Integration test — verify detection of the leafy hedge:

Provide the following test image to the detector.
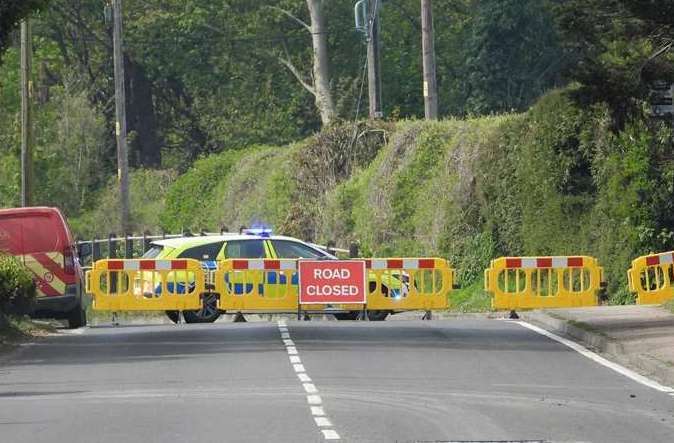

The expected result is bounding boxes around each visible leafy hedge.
[0,255,35,318]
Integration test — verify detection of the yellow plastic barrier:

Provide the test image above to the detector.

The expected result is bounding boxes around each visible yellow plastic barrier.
[363,258,453,311]
[87,259,205,311]
[484,256,603,310]
[627,251,674,304]
[215,259,299,311]
[214,258,454,313]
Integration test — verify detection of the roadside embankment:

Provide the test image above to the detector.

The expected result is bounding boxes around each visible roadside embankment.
[0,314,55,354]
[521,305,674,387]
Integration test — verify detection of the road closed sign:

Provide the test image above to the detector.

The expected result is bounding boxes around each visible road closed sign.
[299,260,366,304]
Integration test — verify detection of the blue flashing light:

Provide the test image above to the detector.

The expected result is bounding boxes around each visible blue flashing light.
[243,227,273,238]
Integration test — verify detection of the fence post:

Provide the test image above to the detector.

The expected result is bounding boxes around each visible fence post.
[108,233,116,259]
[90,237,96,264]
[142,231,150,254]
[349,242,359,258]
[326,240,336,256]
[125,234,133,259]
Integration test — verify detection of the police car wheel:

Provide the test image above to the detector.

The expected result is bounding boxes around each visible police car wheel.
[183,294,220,323]
[165,311,180,324]
[366,310,389,321]
[334,310,389,321]
[334,312,360,321]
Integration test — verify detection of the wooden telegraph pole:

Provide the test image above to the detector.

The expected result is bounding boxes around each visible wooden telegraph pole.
[367,0,383,119]
[112,0,129,232]
[421,0,438,119]
[20,20,33,207]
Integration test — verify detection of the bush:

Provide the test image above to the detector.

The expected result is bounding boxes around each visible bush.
[0,255,36,318]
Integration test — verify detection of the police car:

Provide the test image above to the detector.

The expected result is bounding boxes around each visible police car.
[142,229,392,323]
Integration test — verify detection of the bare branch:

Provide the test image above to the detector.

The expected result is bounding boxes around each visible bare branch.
[267,6,311,33]
[278,56,315,96]
[276,39,315,95]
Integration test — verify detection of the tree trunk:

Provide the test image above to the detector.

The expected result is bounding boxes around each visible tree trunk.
[126,57,162,168]
[306,0,335,125]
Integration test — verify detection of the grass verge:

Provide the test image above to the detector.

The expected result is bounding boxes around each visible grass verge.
[0,314,56,351]
[448,280,493,312]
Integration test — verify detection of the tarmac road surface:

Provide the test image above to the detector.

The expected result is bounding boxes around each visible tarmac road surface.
[1,318,673,442]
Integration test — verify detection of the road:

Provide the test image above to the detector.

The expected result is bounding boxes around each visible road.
[1,318,673,442]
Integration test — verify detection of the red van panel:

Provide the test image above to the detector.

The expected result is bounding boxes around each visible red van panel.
[0,207,78,297]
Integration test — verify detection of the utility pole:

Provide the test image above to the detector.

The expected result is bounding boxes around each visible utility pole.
[421,0,438,119]
[20,20,32,207]
[367,0,383,119]
[112,0,129,232]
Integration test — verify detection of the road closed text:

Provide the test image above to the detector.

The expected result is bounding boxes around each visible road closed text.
[299,260,366,304]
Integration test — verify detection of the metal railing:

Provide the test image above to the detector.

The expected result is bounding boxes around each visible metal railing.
[77,232,355,268]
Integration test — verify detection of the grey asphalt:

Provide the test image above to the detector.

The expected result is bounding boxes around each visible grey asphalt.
[1,319,673,443]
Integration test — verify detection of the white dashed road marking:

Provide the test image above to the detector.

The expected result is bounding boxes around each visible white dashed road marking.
[278,320,341,440]
[322,429,341,440]
[298,373,312,382]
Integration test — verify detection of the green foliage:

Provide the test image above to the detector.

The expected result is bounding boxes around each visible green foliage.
[160,150,243,233]
[0,255,36,315]
[555,0,674,127]
[449,280,492,312]
[71,169,177,238]
[0,0,49,62]
[462,0,563,114]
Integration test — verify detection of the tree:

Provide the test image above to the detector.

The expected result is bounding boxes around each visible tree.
[0,0,49,62]
[555,0,674,128]
[275,1,336,126]
[461,0,563,114]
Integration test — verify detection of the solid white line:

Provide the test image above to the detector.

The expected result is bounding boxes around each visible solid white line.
[516,321,674,394]
[303,383,318,394]
[314,417,332,427]
[298,373,312,382]
[287,346,298,355]
[311,406,325,416]
[283,339,295,346]
[307,395,322,405]
[293,364,306,372]
[321,430,340,440]
[289,355,301,364]
[59,327,88,335]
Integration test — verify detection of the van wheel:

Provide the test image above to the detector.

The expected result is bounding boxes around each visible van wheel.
[183,294,220,323]
[67,306,86,329]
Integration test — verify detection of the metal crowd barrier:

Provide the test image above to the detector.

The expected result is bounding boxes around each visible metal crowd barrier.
[86,259,205,311]
[628,251,674,304]
[484,256,604,310]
